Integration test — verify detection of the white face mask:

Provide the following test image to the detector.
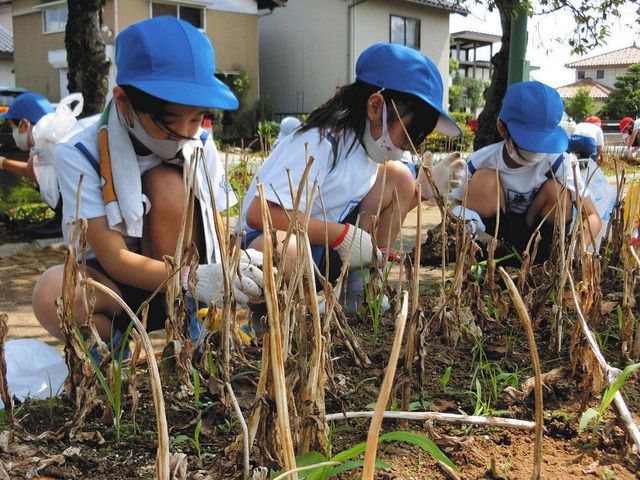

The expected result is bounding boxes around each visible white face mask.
[506,140,556,167]
[12,126,29,151]
[362,101,404,164]
[121,109,189,160]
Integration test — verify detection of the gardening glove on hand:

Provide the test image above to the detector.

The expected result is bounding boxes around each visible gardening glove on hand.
[450,204,487,241]
[331,223,383,269]
[183,262,265,306]
[417,152,466,202]
[240,248,264,268]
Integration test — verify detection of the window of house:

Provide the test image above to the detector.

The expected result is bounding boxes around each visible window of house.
[390,15,420,49]
[596,69,604,79]
[43,6,68,34]
[152,3,177,17]
[577,70,585,80]
[152,3,203,30]
[180,6,203,29]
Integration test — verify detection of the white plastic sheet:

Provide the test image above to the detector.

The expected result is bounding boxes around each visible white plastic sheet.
[0,339,67,408]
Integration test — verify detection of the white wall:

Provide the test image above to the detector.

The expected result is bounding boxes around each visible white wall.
[0,57,14,87]
[352,0,451,107]
[576,66,629,89]
[259,0,348,114]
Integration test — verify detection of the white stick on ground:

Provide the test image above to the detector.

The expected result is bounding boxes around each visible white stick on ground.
[325,411,535,430]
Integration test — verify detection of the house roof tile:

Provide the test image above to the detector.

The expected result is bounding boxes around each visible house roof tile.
[401,0,467,15]
[556,78,613,100]
[0,25,13,56]
[565,45,640,68]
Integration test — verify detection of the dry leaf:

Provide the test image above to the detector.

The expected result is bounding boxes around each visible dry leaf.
[169,452,187,480]
[430,400,458,413]
[600,301,618,315]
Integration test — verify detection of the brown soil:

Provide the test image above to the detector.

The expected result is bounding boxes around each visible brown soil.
[0,207,639,479]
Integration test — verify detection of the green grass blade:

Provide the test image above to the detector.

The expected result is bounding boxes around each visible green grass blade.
[378,431,456,470]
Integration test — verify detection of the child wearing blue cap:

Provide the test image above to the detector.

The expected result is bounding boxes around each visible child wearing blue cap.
[33,16,265,343]
[0,92,55,184]
[240,43,463,305]
[450,81,602,259]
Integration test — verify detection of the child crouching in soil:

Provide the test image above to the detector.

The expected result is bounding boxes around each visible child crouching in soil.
[450,81,602,262]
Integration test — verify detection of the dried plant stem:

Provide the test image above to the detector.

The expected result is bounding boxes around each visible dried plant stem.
[0,314,12,423]
[226,382,250,479]
[402,186,422,417]
[498,268,543,480]
[567,273,640,452]
[257,183,297,479]
[362,291,409,480]
[81,279,170,480]
[325,411,535,430]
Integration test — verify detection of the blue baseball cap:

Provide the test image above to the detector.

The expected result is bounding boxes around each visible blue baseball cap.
[355,43,460,137]
[115,16,238,110]
[0,92,54,124]
[499,81,568,153]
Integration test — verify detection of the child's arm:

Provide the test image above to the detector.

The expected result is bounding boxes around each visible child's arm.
[0,156,37,183]
[86,216,173,291]
[246,198,345,246]
[581,196,602,245]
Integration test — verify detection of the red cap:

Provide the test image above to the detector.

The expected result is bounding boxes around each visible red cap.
[585,116,601,127]
[202,118,212,129]
[620,117,634,132]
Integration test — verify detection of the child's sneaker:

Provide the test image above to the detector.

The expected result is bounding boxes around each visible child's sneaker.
[342,269,390,316]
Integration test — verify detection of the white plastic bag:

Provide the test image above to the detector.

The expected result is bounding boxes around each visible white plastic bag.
[31,93,84,208]
[580,158,616,250]
[0,339,68,408]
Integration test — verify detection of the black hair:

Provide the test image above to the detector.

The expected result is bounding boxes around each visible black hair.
[120,84,203,140]
[299,80,440,165]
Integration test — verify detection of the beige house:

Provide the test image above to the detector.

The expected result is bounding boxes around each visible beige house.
[259,0,464,117]
[557,44,640,103]
[12,0,283,103]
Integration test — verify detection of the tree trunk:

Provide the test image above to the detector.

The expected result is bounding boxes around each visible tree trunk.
[473,0,519,151]
[65,0,110,116]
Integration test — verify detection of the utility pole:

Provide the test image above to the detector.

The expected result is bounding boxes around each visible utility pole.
[507,8,529,85]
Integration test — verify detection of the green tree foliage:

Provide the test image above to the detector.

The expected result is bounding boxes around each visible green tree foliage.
[564,87,596,122]
[449,59,489,113]
[460,0,637,150]
[599,64,640,119]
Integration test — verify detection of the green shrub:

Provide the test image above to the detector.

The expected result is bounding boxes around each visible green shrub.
[0,178,51,223]
[422,123,474,153]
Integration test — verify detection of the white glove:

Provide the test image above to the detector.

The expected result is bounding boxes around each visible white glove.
[331,224,383,269]
[184,262,265,306]
[450,204,486,237]
[417,152,466,201]
[240,248,264,267]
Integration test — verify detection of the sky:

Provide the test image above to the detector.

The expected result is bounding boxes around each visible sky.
[449,2,640,88]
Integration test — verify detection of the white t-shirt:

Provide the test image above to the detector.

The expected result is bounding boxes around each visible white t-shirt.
[451,141,590,214]
[573,122,605,146]
[56,122,235,261]
[241,128,379,232]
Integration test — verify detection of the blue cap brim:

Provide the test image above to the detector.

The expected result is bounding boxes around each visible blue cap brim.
[417,94,461,137]
[508,123,568,153]
[126,76,239,110]
[0,112,13,120]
